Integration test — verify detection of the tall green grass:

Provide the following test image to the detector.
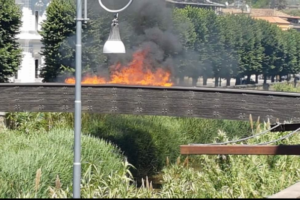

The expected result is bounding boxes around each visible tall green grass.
[19,123,300,198]
[0,128,124,198]
[4,112,252,177]
[271,82,300,93]
[72,114,252,177]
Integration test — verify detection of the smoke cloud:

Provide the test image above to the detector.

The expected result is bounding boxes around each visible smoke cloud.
[56,0,212,86]
[106,0,182,71]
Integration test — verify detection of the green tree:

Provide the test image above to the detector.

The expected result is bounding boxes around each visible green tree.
[184,7,214,85]
[281,29,300,81]
[202,11,225,87]
[271,0,287,10]
[251,0,271,8]
[252,19,264,83]
[236,16,263,84]
[0,0,22,82]
[219,15,239,86]
[40,0,118,82]
[269,30,286,82]
[282,9,300,17]
[39,0,77,82]
[172,8,197,85]
[257,20,282,84]
[294,31,300,80]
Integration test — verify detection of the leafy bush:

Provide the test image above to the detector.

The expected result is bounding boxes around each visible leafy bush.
[0,128,124,198]
[5,112,252,178]
[5,112,72,133]
[77,114,251,177]
[20,124,300,198]
[271,82,300,93]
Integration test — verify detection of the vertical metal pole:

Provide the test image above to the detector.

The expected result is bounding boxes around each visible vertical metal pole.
[74,0,82,198]
[84,0,87,23]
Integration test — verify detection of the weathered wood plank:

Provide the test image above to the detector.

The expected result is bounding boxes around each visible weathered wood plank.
[0,83,300,122]
[180,145,300,155]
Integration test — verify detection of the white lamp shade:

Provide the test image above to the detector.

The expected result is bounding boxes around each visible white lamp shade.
[103,40,126,54]
[35,0,44,12]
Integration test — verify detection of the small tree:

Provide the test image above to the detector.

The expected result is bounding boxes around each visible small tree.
[39,0,76,82]
[0,0,22,82]
[271,0,287,10]
[39,0,112,82]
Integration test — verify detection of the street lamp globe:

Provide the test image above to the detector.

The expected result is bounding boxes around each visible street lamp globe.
[98,0,133,54]
[34,0,44,13]
[103,14,126,54]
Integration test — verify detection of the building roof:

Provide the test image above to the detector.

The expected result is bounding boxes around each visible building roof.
[222,8,300,19]
[250,9,276,17]
[165,0,226,7]
[222,8,248,14]
[252,16,291,25]
[250,9,300,19]
[221,8,290,16]
[249,9,293,17]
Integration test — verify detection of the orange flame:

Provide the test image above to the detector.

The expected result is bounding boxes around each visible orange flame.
[65,76,106,84]
[65,50,173,87]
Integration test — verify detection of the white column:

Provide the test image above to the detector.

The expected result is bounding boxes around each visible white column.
[20,6,35,33]
[17,48,35,83]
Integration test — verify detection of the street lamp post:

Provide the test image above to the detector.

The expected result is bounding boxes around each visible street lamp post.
[73,0,133,198]
[73,0,83,198]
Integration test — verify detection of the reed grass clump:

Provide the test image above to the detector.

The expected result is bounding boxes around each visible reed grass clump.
[0,128,124,198]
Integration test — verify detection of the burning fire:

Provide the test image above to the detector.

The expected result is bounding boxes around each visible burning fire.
[65,50,173,87]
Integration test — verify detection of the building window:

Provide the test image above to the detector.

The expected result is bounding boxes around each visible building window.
[35,59,39,78]
[15,72,18,79]
[35,11,39,31]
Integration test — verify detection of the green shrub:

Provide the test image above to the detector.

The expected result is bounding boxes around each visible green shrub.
[271,82,300,93]
[79,114,188,178]
[5,112,252,178]
[0,128,124,198]
[4,112,73,133]
[76,114,251,177]
[27,123,300,198]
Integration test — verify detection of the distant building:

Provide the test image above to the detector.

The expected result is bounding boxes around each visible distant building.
[11,0,51,83]
[221,3,300,31]
[250,9,300,31]
[165,0,225,13]
[220,0,251,15]
[253,16,292,30]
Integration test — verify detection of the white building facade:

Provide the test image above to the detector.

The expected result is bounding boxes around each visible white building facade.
[11,0,51,83]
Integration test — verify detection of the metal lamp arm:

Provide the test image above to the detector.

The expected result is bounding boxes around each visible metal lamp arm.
[98,0,133,13]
